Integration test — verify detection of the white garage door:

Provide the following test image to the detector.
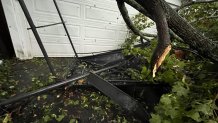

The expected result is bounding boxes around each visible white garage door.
[2,0,139,59]
[2,0,181,59]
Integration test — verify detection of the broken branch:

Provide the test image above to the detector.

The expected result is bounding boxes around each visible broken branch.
[116,0,152,42]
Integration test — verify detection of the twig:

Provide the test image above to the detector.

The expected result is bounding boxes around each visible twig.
[177,0,218,11]
[190,15,218,23]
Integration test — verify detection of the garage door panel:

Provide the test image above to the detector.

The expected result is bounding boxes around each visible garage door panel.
[83,44,119,53]
[31,14,83,28]
[83,38,124,45]
[31,42,81,57]
[36,22,80,37]
[85,27,116,40]
[29,33,80,44]
[116,31,128,40]
[84,0,118,12]
[85,6,118,23]
[34,0,81,18]
[24,0,135,57]
[83,20,127,31]
[34,0,56,14]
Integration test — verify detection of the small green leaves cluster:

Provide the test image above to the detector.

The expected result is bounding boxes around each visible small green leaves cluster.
[132,13,154,30]
[30,73,55,90]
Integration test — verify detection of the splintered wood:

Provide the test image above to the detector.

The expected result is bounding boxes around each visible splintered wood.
[152,45,171,78]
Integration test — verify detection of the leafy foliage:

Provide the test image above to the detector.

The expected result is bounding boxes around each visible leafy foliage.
[123,9,218,122]
[31,73,55,90]
[179,2,218,41]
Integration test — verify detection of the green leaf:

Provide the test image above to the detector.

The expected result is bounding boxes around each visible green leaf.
[38,83,44,87]
[141,66,147,75]
[172,83,189,96]
[56,115,65,122]
[51,114,57,118]
[162,70,176,83]
[163,120,170,123]
[207,120,218,123]
[1,91,8,96]
[160,95,171,105]
[43,115,51,122]
[3,114,11,123]
[42,95,47,100]
[69,119,78,123]
[186,111,201,122]
[166,108,179,119]
[149,114,161,123]
[74,100,80,105]
[195,103,213,115]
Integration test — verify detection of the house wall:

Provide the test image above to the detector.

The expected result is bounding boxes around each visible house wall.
[0,1,15,58]
[1,0,181,59]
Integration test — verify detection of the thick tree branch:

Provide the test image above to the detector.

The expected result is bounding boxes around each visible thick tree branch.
[126,0,172,77]
[119,0,218,78]
[169,30,183,42]
[123,0,218,62]
[123,0,151,18]
[124,0,183,42]
[116,0,152,42]
[149,1,172,77]
[161,1,218,62]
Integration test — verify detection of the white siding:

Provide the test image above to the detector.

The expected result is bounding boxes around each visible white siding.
[2,0,181,59]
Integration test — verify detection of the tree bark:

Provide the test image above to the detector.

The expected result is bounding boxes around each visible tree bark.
[123,0,218,62]
[150,1,171,77]
[162,1,218,62]
[121,0,172,77]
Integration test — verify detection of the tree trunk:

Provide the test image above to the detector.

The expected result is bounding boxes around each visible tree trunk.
[148,1,172,77]
[162,1,218,62]
[125,0,218,62]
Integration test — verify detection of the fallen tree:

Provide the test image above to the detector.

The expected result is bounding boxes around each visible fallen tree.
[116,0,218,76]
[119,1,218,122]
